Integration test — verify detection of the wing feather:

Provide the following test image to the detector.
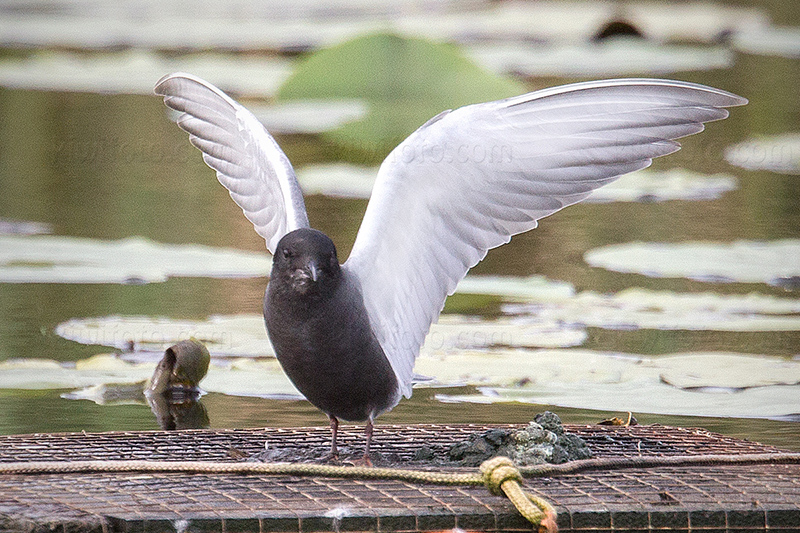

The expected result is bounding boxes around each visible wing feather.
[155,72,309,252]
[345,78,746,397]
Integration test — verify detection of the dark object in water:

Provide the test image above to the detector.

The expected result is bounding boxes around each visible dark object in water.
[146,339,210,394]
[592,19,645,42]
[145,340,211,430]
[598,412,639,426]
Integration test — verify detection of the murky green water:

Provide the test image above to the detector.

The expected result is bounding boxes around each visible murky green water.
[0,2,798,450]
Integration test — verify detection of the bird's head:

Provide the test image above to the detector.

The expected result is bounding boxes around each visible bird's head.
[271,228,341,296]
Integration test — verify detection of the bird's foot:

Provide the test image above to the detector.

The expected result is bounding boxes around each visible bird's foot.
[347,454,373,467]
[323,452,342,464]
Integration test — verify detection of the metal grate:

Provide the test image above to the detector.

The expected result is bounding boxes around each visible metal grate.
[0,424,797,532]
[0,424,784,463]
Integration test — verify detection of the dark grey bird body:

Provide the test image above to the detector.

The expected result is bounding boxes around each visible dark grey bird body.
[264,229,399,426]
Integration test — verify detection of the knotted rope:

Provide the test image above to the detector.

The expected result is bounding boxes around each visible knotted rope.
[0,456,558,531]
[480,456,558,532]
[4,452,800,532]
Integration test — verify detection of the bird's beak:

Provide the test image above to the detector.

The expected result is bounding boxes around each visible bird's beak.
[307,260,319,283]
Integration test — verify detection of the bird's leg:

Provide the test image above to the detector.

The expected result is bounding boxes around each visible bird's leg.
[347,421,374,467]
[361,418,374,466]
[328,415,339,459]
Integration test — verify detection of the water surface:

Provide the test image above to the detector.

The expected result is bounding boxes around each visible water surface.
[0,1,798,450]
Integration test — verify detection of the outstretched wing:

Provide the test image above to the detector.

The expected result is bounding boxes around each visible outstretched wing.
[155,73,309,253]
[344,78,746,397]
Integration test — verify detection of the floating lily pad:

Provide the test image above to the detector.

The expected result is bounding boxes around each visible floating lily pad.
[0,50,292,96]
[277,32,524,160]
[251,100,369,135]
[296,165,737,203]
[56,315,274,356]
[657,353,800,390]
[0,355,154,390]
[201,358,300,399]
[584,240,800,286]
[724,134,800,175]
[0,354,300,401]
[423,349,800,419]
[56,274,800,360]
[503,288,800,332]
[0,5,378,51]
[585,168,737,203]
[57,306,587,358]
[0,235,271,284]
[423,314,586,352]
[0,1,766,52]
[733,26,800,59]
[455,275,576,301]
[0,218,52,235]
[54,275,580,354]
[296,164,377,198]
[405,2,766,44]
[62,381,149,405]
[10,347,798,417]
[467,40,733,78]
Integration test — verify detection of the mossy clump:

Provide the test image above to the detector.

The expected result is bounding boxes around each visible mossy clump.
[447,412,592,467]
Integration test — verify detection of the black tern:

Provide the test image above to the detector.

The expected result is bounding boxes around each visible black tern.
[155,73,745,461]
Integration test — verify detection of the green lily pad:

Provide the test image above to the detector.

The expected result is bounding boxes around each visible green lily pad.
[423,349,800,419]
[62,382,148,405]
[0,235,271,284]
[403,2,766,44]
[8,345,799,417]
[277,32,524,161]
[724,134,800,175]
[584,240,800,285]
[468,40,733,78]
[585,168,737,203]
[503,288,800,332]
[0,50,293,96]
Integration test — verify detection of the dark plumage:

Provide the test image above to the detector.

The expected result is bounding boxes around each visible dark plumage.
[263,229,398,457]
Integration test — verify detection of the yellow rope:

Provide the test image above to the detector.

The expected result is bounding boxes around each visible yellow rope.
[480,457,558,532]
[0,457,558,532]
[6,452,799,532]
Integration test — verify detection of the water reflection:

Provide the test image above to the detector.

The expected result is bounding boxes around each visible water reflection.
[145,388,209,430]
[144,340,211,430]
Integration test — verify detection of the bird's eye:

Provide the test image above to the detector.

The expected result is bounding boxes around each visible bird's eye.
[282,249,291,259]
